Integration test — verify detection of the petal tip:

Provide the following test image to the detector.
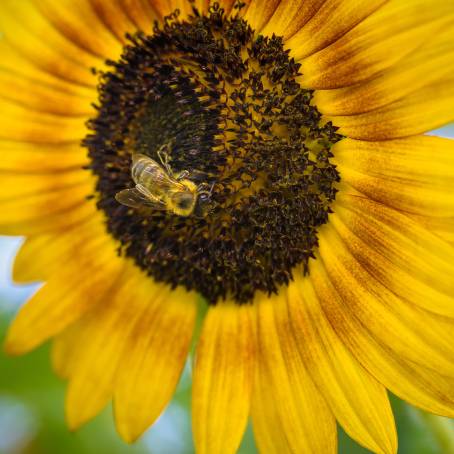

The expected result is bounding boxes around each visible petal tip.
[3,328,30,356]
[113,399,149,445]
[114,418,146,445]
[65,403,89,433]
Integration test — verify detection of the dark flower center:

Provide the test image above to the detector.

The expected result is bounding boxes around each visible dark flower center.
[84,2,342,304]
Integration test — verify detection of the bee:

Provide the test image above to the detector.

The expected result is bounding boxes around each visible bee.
[115,144,213,217]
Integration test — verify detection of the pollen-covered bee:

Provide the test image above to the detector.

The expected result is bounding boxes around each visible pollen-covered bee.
[115,145,213,217]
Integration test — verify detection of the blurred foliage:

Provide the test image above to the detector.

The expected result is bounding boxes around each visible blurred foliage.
[1,306,452,454]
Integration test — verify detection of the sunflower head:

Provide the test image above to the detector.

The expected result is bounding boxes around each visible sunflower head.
[84,3,342,304]
[2,0,454,453]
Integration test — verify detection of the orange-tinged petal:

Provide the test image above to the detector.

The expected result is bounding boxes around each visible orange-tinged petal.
[288,0,387,61]
[261,0,325,40]
[222,0,238,17]
[333,136,454,217]
[410,214,454,244]
[118,0,162,32]
[288,277,397,454]
[252,293,337,453]
[114,285,197,442]
[0,0,100,87]
[189,0,211,15]
[242,0,280,33]
[314,27,454,115]
[311,258,454,418]
[192,302,255,454]
[86,0,140,44]
[332,192,454,318]
[326,79,454,140]
[300,1,454,89]
[146,0,180,18]
[317,220,454,376]
[0,41,96,101]
[34,0,123,61]
[0,70,95,117]
[0,98,90,143]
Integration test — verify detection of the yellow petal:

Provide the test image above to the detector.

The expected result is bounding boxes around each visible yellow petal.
[288,0,386,61]
[193,0,211,15]
[4,234,123,355]
[51,247,133,381]
[51,319,88,380]
[12,215,105,283]
[117,0,163,32]
[0,198,96,237]
[409,214,454,244]
[299,1,454,89]
[0,70,95,117]
[85,0,141,44]
[34,0,123,61]
[310,258,454,417]
[0,182,95,236]
[261,0,325,40]
[13,235,59,283]
[242,0,280,33]
[333,192,454,318]
[333,136,454,217]
[314,27,454,115]
[252,293,337,454]
[0,40,97,98]
[171,0,211,17]
[287,277,397,454]
[317,220,454,376]
[222,0,237,17]
[0,141,89,172]
[0,172,91,201]
[66,265,189,432]
[0,0,101,87]
[251,358,288,454]
[326,79,454,140]
[0,98,89,143]
[113,285,196,442]
[149,0,181,19]
[192,302,255,454]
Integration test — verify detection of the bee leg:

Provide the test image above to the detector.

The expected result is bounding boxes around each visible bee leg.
[157,143,173,175]
[189,169,217,178]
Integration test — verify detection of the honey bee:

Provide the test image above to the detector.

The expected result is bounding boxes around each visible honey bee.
[115,145,213,217]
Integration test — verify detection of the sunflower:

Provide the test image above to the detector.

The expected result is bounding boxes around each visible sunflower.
[2,0,454,452]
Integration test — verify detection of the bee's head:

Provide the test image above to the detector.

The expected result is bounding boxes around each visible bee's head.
[194,192,215,218]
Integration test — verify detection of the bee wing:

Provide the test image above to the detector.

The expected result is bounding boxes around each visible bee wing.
[144,165,184,191]
[131,153,184,194]
[115,187,167,213]
[131,153,150,164]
